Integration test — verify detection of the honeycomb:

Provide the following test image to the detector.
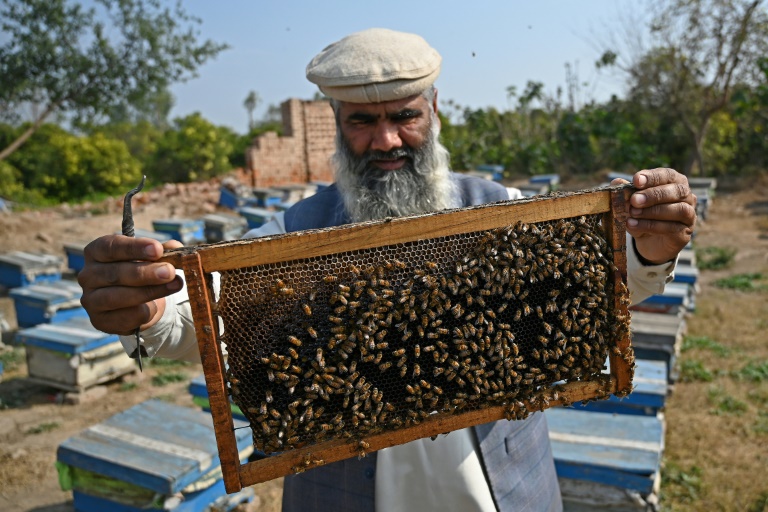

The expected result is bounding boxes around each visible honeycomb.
[216,214,630,454]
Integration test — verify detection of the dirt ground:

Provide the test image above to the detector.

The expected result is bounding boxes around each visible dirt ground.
[0,173,766,511]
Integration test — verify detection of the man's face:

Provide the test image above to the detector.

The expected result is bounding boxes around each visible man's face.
[336,94,438,171]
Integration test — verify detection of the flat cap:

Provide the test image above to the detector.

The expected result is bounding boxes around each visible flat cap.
[306,28,442,103]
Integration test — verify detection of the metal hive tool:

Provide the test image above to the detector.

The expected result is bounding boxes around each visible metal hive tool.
[159,184,635,492]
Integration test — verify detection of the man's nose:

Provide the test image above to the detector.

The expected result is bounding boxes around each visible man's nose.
[370,122,402,152]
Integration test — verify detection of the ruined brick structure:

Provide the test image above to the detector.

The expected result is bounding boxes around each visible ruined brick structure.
[245,98,336,188]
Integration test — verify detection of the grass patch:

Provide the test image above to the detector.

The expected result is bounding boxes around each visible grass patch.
[118,382,138,392]
[0,347,25,372]
[734,360,768,382]
[26,421,61,435]
[696,246,736,270]
[680,360,715,382]
[147,357,191,368]
[748,491,768,512]
[754,412,768,435]
[682,335,731,357]
[154,393,177,402]
[151,371,188,386]
[661,462,703,502]
[708,388,749,416]
[714,273,768,291]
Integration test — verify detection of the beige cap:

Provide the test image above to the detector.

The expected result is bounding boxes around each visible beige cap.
[306,28,442,103]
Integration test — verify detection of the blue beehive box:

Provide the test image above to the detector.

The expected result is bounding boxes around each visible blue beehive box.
[238,206,275,230]
[0,251,63,289]
[201,213,248,243]
[252,187,283,208]
[546,408,664,510]
[16,317,136,391]
[63,242,88,274]
[475,164,504,181]
[152,219,206,245]
[9,279,86,327]
[57,400,254,512]
[631,282,693,316]
[529,173,560,190]
[189,374,247,421]
[570,359,668,416]
[672,264,699,286]
[630,311,686,384]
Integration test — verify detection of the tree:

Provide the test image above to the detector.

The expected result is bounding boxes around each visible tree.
[243,90,261,131]
[0,0,228,161]
[146,113,234,183]
[598,0,768,175]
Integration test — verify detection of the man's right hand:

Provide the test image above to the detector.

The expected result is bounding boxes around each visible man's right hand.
[78,235,184,336]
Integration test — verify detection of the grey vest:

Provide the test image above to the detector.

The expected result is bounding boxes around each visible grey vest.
[281,174,562,512]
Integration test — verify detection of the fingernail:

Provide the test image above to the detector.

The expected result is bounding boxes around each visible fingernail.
[167,277,183,291]
[155,265,171,279]
[627,218,639,227]
[636,174,647,187]
[630,207,643,216]
[634,193,647,205]
[143,244,160,258]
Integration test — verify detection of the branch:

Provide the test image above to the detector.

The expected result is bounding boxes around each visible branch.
[0,101,61,162]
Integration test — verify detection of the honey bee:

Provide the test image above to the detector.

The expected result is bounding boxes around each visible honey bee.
[288,335,302,347]
[307,327,318,339]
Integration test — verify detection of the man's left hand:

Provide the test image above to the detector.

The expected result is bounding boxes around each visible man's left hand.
[613,168,697,265]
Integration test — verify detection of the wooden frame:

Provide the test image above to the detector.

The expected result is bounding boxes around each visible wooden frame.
[160,185,633,493]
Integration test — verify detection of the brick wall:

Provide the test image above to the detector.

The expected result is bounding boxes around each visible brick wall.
[245,98,336,188]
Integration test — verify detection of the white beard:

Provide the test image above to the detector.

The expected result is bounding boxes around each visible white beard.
[333,120,460,223]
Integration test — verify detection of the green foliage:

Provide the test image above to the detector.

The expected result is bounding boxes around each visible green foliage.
[682,335,731,357]
[6,123,142,202]
[696,246,736,270]
[714,273,768,291]
[0,347,25,371]
[707,386,748,416]
[118,382,138,392]
[735,360,768,383]
[0,0,228,160]
[145,113,235,183]
[26,421,61,435]
[661,462,703,502]
[754,412,768,436]
[147,357,190,368]
[681,359,715,382]
[151,371,188,386]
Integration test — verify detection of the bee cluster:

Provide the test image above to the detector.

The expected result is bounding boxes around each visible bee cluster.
[218,215,629,454]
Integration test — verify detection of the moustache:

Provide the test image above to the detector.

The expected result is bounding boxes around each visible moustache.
[361,147,415,167]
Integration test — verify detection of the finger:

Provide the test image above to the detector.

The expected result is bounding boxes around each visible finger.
[610,178,630,186]
[630,181,695,210]
[634,168,684,189]
[626,217,695,240]
[163,239,184,251]
[78,259,180,290]
[80,279,181,321]
[629,201,697,226]
[84,235,165,264]
[87,300,162,336]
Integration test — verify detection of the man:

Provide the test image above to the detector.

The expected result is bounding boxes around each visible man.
[79,28,696,512]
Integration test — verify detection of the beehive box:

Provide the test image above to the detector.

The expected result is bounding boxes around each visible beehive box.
[546,407,664,511]
[9,279,86,327]
[159,185,635,492]
[152,219,206,245]
[15,317,136,391]
[202,213,248,243]
[0,251,63,289]
[630,282,693,316]
[189,373,247,421]
[251,187,283,208]
[570,358,668,416]
[57,400,254,512]
[630,311,687,383]
[237,206,275,230]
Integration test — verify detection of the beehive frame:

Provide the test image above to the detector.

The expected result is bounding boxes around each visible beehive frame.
[159,184,634,493]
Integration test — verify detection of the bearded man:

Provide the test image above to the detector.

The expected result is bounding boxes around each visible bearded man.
[79,28,697,512]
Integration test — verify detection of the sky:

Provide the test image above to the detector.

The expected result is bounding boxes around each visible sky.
[169,1,650,133]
